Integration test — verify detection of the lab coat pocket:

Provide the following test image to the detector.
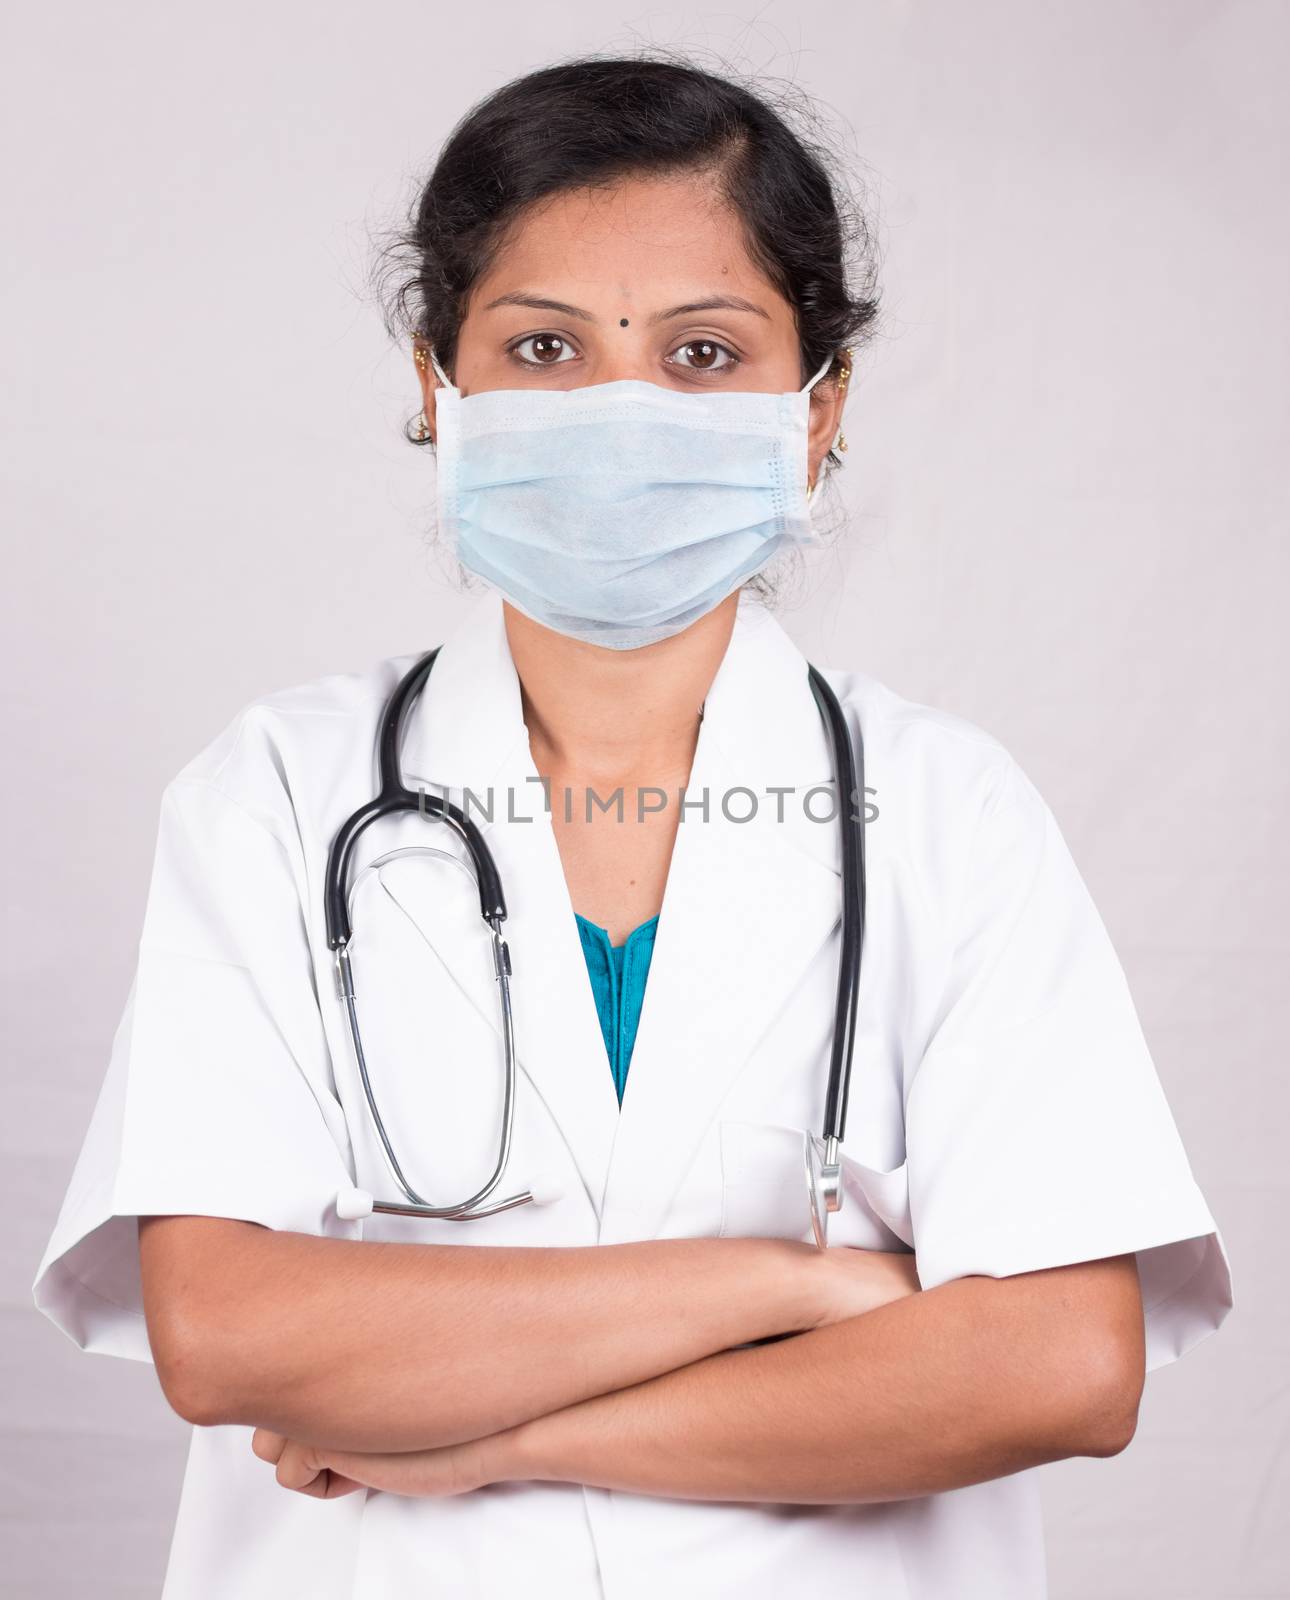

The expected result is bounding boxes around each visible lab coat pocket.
[717,1121,914,1251]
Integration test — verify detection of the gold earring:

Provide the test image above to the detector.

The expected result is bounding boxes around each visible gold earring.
[837,347,853,390]
[414,345,429,371]
[414,410,431,442]
[836,430,848,453]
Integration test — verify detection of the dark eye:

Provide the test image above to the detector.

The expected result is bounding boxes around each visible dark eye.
[669,340,738,373]
[511,334,577,366]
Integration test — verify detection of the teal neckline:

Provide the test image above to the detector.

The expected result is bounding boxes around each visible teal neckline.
[575,913,660,944]
[574,912,659,1105]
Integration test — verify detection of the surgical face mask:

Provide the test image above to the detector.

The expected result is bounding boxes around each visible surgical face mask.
[427,347,835,650]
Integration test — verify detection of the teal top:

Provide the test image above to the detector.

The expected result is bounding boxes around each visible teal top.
[574,913,659,1105]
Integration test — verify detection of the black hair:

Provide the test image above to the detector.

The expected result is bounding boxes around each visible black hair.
[372,47,883,486]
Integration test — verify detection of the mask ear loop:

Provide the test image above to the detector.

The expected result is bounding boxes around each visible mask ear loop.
[427,346,454,390]
[803,350,839,503]
[801,350,837,393]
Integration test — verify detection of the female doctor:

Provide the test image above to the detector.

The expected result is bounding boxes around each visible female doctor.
[33,53,1232,1600]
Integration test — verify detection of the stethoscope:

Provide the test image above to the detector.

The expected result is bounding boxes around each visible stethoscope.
[326,648,866,1248]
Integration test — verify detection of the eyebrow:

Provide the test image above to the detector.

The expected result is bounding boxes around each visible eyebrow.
[481,292,772,323]
[652,295,771,324]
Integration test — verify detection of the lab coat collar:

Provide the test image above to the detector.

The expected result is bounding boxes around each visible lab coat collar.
[400,586,841,873]
[391,586,846,1237]
[399,585,530,801]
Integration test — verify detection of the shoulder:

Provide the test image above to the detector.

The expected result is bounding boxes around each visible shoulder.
[163,652,425,838]
[819,662,1039,811]
[814,661,1054,905]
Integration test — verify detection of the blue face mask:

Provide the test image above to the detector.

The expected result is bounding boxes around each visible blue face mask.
[428,347,836,650]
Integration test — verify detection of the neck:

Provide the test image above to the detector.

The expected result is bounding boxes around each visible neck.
[504,594,740,785]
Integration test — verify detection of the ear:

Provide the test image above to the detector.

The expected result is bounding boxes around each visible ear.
[805,350,852,491]
[412,341,443,442]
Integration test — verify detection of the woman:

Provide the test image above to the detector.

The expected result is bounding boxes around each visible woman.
[33,53,1232,1600]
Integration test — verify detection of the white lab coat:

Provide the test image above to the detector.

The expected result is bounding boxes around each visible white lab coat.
[33,586,1233,1599]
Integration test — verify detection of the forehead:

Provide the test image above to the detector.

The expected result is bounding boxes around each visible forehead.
[468,173,789,315]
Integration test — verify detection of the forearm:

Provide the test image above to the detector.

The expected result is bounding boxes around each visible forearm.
[143,1217,819,1451]
[502,1269,1139,1504]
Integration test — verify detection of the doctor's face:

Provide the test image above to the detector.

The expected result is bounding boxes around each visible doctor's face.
[414,172,845,476]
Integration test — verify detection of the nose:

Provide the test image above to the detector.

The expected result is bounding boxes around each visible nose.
[577,345,657,386]
[575,346,706,392]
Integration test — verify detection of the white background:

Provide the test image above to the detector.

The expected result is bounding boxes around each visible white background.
[3,2,1284,1594]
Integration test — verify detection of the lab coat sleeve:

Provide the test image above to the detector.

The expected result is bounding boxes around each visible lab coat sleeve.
[32,775,359,1364]
[905,757,1233,1374]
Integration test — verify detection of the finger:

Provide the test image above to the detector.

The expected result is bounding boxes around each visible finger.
[313,1469,366,1499]
[316,1445,477,1499]
[315,1459,412,1491]
[276,1441,329,1494]
[288,1467,359,1499]
[271,1442,368,1499]
[316,1449,426,1496]
[251,1428,288,1464]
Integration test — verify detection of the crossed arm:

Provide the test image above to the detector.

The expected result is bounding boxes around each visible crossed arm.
[139,1215,1145,1505]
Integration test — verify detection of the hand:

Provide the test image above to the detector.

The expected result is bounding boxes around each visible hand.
[251,1427,510,1500]
[804,1244,921,1329]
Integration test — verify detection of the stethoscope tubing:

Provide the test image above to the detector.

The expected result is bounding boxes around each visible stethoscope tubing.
[807,664,866,1156]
